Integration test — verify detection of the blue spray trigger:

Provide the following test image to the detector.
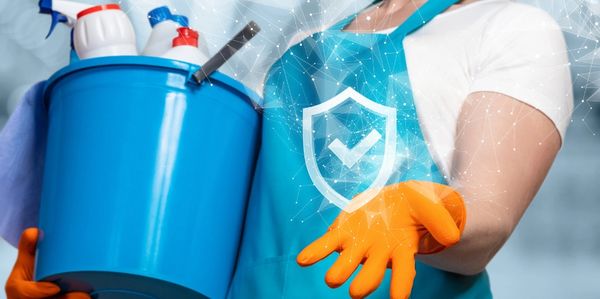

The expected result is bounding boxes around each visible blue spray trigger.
[39,0,69,38]
[45,11,68,38]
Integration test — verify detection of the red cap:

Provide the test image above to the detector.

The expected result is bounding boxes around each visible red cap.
[172,27,199,47]
[77,4,121,19]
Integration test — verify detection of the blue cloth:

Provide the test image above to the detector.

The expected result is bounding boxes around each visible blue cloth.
[228,0,492,298]
[0,81,47,247]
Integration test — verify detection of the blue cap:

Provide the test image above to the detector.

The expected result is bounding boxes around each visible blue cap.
[171,15,189,27]
[148,6,172,27]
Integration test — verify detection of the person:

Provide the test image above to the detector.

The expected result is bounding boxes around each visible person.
[227,0,572,298]
[5,0,573,298]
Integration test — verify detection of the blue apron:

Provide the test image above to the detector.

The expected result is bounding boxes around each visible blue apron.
[228,0,492,298]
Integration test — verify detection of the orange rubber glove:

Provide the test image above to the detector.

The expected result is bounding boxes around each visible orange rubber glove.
[297,180,466,299]
[5,228,90,299]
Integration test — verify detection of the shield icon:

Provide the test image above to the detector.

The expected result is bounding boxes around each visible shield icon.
[303,87,397,212]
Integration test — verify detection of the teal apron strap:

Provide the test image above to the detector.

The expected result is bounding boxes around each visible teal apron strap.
[330,0,460,35]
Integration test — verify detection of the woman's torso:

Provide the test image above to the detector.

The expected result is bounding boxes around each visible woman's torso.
[228,0,569,298]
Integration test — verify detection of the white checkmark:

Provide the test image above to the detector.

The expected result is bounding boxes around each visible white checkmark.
[328,129,382,168]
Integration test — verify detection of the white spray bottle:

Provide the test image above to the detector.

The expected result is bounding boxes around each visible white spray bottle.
[39,0,138,59]
[142,6,190,57]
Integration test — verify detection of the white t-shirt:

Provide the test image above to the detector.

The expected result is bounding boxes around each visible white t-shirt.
[388,0,573,178]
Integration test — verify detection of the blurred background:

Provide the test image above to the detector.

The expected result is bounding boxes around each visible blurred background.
[1,0,599,298]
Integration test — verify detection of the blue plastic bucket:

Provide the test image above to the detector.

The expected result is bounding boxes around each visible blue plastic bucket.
[35,56,262,299]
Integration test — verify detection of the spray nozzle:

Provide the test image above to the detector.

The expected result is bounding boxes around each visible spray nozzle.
[39,0,94,38]
[39,0,66,38]
[147,6,189,28]
[38,0,53,14]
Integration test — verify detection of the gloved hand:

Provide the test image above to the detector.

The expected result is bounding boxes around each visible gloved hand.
[5,228,90,299]
[297,180,466,299]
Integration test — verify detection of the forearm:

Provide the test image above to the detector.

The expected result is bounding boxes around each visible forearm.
[417,188,523,275]
[417,92,561,275]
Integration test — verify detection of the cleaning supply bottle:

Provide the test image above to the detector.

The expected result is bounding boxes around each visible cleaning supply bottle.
[162,27,209,66]
[39,0,137,59]
[142,6,190,57]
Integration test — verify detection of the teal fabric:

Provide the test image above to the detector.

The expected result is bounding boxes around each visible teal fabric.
[228,0,492,298]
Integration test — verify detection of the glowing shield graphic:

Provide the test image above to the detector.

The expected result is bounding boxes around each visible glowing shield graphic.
[303,87,397,212]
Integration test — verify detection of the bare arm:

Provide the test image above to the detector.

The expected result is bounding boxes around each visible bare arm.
[418,91,562,275]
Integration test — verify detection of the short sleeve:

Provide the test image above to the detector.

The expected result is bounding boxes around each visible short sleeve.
[469,4,573,141]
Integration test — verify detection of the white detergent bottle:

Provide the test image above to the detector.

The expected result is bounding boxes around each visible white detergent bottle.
[39,0,137,59]
[162,27,209,66]
[142,6,190,56]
